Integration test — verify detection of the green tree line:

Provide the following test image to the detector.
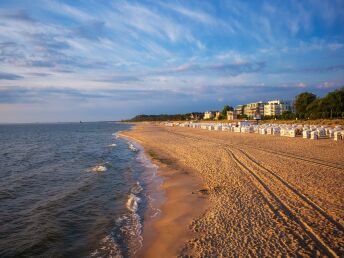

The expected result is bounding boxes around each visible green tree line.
[124,114,190,122]
[294,87,344,119]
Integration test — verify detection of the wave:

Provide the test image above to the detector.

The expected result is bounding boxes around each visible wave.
[131,181,143,195]
[146,194,162,218]
[91,182,144,257]
[112,132,120,139]
[126,194,140,213]
[114,212,143,257]
[91,165,107,172]
[136,148,163,220]
[126,182,142,212]
[127,143,138,152]
[107,143,117,147]
[88,234,123,258]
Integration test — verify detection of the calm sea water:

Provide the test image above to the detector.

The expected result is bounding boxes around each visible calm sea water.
[0,122,159,257]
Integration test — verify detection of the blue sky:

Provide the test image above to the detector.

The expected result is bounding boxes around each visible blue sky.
[0,0,343,122]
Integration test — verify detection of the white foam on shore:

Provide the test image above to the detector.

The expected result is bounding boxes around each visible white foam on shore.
[126,193,140,212]
[114,212,143,256]
[131,181,143,194]
[89,234,123,258]
[127,142,138,152]
[112,132,121,139]
[136,147,164,220]
[91,165,107,172]
[146,194,162,218]
[126,182,142,212]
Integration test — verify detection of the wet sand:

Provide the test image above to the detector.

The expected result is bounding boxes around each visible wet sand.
[122,123,344,257]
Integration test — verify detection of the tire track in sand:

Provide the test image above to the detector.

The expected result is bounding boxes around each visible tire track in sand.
[164,127,344,171]
[225,147,340,258]
[237,143,344,171]
[235,147,344,232]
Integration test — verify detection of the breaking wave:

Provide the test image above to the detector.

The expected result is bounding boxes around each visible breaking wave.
[89,181,144,257]
[91,164,107,172]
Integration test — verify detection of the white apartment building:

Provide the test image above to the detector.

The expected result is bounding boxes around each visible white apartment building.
[264,100,292,116]
[243,101,265,118]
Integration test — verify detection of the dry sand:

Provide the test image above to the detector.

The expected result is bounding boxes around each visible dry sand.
[122,123,344,257]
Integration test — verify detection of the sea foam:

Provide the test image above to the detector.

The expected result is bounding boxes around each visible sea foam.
[126,182,142,212]
[92,165,107,172]
[127,143,138,152]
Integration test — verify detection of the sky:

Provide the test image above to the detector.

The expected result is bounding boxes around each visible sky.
[0,0,343,123]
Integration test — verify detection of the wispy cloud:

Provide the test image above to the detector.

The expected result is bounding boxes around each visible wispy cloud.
[270,64,344,74]
[0,72,23,80]
[0,86,190,104]
[147,61,266,77]
[158,2,217,25]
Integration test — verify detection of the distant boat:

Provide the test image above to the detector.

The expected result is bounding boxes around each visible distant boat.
[80,121,83,123]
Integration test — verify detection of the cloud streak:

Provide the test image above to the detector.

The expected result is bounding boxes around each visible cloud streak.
[0,72,23,80]
[0,86,191,104]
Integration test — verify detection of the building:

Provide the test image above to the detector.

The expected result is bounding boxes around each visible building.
[204,111,215,120]
[243,101,265,119]
[189,112,204,120]
[264,100,292,116]
[234,105,244,116]
[227,111,237,120]
[215,112,221,120]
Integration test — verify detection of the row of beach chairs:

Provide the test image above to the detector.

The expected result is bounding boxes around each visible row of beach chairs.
[164,122,343,141]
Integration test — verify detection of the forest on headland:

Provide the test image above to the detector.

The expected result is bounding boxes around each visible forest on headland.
[124,87,344,122]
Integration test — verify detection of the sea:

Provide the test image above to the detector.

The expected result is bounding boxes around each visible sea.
[0,122,162,257]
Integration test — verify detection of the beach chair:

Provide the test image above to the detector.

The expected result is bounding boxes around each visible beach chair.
[280,128,289,137]
[310,131,318,140]
[289,129,297,137]
[266,127,273,134]
[234,126,241,133]
[334,131,342,141]
[259,128,267,134]
[242,126,254,133]
[327,129,335,138]
[272,127,280,135]
[303,130,311,139]
[317,128,327,139]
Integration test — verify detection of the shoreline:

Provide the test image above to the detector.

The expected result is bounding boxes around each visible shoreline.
[118,129,208,257]
[118,122,343,257]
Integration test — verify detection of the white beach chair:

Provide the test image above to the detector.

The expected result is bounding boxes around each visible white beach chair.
[327,129,335,138]
[317,128,327,139]
[303,130,311,139]
[280,128,289,137]
[234,126,241,133]
[289,129,297,137]
[266,127,273,134]
[310,131,318,140]
[334,131,342,141]
[259,128,267,135]
[272,127,280,135]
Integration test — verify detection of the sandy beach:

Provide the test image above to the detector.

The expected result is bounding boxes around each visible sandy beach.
[122,123,344,257]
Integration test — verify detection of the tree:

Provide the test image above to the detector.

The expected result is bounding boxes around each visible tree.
[280,111,296,120]
[294,92,317,118]
[322,87,344,117]
[221,105,234,118]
